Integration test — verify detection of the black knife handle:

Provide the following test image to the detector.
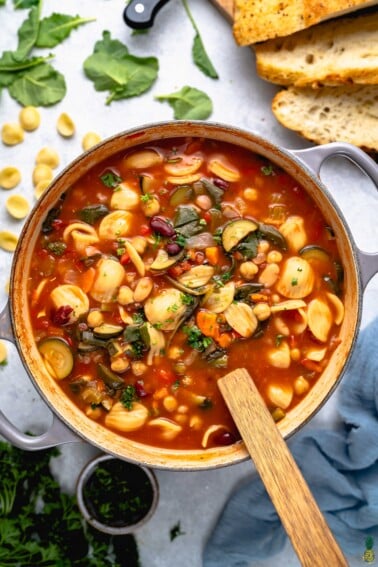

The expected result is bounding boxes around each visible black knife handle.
[123,0,171,29]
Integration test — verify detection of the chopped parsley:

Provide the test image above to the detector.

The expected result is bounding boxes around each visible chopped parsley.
[141,193,153,202]
[183,325,213,352]
[46,241,67,256]
[261,164,274,176]
[181,293,195,306]
[100,171,122,188]
[121,385,138,411]
[291,278,298,286]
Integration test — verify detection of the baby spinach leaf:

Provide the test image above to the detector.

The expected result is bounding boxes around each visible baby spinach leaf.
[15,4,40,59]
[0,54,53,87]
[83,31,158,105]
[182,0,218,79]
[155,86,213,120]
[12,0,39,8]
[0,0,6,7]
[92,29,129,58]
[36,13,96,48]
[8,62,66,106]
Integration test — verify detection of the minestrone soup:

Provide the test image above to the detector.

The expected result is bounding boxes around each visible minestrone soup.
[27,137,344,450]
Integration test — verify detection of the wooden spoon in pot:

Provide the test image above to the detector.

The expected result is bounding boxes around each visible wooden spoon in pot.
[218,368,348,567]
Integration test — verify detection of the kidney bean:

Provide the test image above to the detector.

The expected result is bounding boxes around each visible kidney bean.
[166,242,182,256]
[150,215,175,238]
[213,178,229,191]
[214,430,237,446]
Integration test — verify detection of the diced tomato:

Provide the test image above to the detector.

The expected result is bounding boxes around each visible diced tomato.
[157,369,176,385]
[140,225,152,236]
[301,358,323,373]
[120,253,130,265]
[203,211,211,223]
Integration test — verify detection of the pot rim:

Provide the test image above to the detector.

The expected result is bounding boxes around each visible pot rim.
[76,453,159,534]
[5,120,365,469]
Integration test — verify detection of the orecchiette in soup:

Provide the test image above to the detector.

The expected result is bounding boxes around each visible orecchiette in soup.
[28,137,344,450]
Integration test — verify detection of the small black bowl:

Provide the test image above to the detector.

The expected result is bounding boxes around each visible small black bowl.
[76,454,159,534]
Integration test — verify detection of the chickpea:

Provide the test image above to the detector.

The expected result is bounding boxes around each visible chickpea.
[195,194,212,210]
[258,263,280,287]
[290,348,301,362]
[141,195,160,217]
[294,376,310,396]
[240,260,259,280]
[131,361,148,376]
[36,147,60,168]
[57,112,75,137]
[82,131,101,151]
[0,166,21,190]
[267,250,283,263]
[174,413,188,425]
[243,187,258,201]
[257,240,270,254]
[34,179,51,199]
[189,415,203,430]
[117,285,134,305]
[19,106,40,131]
[87,309,104,328]
[163,395,178,412]
[32,164,54,187]
[253,302,271,321]
[168,346,184,360]
[2,123,24,146]
[176,404,188,414]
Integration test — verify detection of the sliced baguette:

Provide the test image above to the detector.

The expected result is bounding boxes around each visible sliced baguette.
[233,0,378,45]
[254,12,378,87]
[272,85,378,153]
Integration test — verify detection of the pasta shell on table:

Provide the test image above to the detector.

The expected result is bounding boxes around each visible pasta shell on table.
[82,132,101,151]
[5,195,30,219]
[19,106,40,131]
[105,402,149,432]
[0,231,18,252]
[275,256,314,298]
[0,166,21,189]
[1,123,24,145]
[57,113,75,137]
[307,298,333,342]
[35,147,60,168]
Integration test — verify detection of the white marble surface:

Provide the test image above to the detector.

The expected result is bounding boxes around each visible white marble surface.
[0,1,377,566]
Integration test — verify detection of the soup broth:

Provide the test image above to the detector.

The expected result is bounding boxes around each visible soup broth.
[27,137,344,450]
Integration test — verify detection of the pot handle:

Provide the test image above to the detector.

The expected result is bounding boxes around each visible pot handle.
[291,142,378,290]
[0,302,81,450]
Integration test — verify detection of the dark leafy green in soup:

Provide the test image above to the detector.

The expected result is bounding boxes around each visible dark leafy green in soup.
[28,137,345,450]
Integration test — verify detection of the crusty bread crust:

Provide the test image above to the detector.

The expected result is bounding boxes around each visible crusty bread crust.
[272,85,378,152]
[233,0,378,45]
[254,13,378,87]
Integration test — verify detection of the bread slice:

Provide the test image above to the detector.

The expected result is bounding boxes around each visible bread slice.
[233,0,378,45]
[254,12,378,87]
[272,85,378,152]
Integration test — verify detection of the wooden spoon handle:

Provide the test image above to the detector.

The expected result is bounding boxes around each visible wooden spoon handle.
[218,368,348,567]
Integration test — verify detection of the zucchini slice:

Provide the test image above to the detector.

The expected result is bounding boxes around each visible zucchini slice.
[97,363,125,389]
[299,245,330,263]
[150,248,184,271]
[93,324,124,339]
[222,219,258,253]
[38,337,74,380]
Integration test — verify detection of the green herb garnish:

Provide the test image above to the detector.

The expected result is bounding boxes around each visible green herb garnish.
[46,240,67,256]
[261,164,274,176]
[121,385,138,411]
[183,325,213,352]
[155,86,213,120]
[100,171,122,188]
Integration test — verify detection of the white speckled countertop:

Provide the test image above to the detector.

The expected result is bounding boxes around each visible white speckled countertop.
[0,1,377,565]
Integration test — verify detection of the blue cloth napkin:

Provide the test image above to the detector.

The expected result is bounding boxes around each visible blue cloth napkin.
[203,315,378,566]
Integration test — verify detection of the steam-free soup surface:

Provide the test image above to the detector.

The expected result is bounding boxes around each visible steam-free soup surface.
[28,137,344,450]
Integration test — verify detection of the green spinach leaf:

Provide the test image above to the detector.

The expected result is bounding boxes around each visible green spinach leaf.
[8,62,66,106]
[182,0,218,79]
[36,13,96,48]
[15,4,40,59]
[12,0,39,8]
[155,85,213,120]
[83,31,158,105]
[0,53,52,87]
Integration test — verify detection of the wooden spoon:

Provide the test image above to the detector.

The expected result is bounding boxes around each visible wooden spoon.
[218,368,348,567]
